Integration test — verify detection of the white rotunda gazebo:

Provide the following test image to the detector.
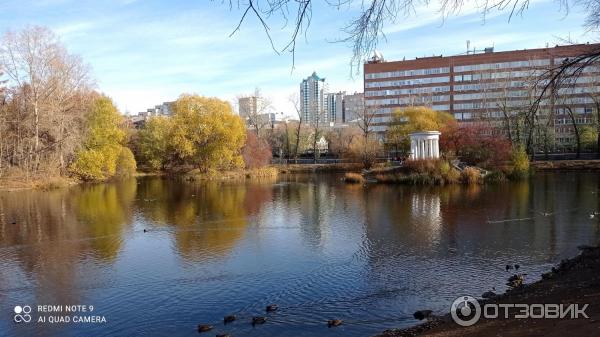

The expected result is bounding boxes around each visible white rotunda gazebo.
[409,131,441,160]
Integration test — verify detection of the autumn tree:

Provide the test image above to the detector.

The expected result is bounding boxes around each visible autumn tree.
[0,67,6,176]
[327,126,361,159]
[242,131,272,168]
[386,106,456,155]
[354,104,380,168]
[0,26,93,176]
[586,77,600,154]
[288,92,305,161]
[70,97,136,181]
[441,123,512,168]
[169,94,246,172]
[136,116,173,170]
[581,125,599,152]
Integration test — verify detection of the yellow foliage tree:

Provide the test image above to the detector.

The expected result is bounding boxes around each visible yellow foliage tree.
[136,116,173,170]
[169,94,246,172]
[70,97,136,181]
[386,106,456,153]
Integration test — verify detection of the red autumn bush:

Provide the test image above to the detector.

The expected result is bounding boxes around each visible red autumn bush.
[242,131,272,169]
[441,123,511,168]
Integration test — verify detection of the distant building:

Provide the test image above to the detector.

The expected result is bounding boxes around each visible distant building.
[238,96,261,118]
[127,101,174,129]
[325,92,345,124]
[300,72,328,125]
[363,44,600,149]
[343,92,364,122]
[139,101,173,118]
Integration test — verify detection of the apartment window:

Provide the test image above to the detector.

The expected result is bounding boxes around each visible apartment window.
[454,59,550,73]
[365,67,450,80]
[365,76,450,88]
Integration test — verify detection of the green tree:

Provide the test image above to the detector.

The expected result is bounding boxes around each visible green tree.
[169,94,246,172]
[510,145,530,179]
[136,116,173,170]
[386,106,456,154]
[70,97,136,180]
[581,125,599,152]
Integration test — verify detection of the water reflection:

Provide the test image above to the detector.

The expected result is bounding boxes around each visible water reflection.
[0,172,599,337]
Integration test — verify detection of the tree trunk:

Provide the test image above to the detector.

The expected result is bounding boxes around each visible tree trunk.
[33,100,40,172]
[566,107,581,159]
[294,123,301,162]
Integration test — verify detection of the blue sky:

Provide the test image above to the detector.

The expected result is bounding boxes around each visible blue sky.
[0,0,595,115]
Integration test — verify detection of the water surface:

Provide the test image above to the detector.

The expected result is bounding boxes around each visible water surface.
[1,172,599,337]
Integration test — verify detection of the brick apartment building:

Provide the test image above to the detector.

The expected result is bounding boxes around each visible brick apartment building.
[363,44,600,150]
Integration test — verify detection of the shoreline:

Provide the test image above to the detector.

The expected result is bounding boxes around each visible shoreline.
[532,159,600,171]
[1,160,599,192]
[375,245,600,337]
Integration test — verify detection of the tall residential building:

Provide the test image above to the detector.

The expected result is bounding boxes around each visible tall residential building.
[139,101,173,117]
[343,92,365,122]
[325,92,345,124]
[300,72,328,124]
[363,44,600,148]
[238,96,261,118]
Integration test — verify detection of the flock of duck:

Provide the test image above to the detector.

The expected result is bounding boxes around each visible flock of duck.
[196,304,343,335]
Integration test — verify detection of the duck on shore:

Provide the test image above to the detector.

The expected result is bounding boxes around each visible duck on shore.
[413,310,433,320]
[482,287,497,299]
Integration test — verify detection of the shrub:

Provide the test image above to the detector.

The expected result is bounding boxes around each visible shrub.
[484,170,507,183]
[136,116,172,171]
[509,146,530,179]
[70,148,110,181]
[442,123,512,168]
[344,172,365,184]
[404,159,437,174]
[242,131,272,169]
[439,161,451,176]
[70,97,136,181]
[115,147,137,178]
[444,168,461,184]
[246,167,279,178]
[461,167,482,184]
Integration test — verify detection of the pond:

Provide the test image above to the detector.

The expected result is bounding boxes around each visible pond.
[1,172,599,337]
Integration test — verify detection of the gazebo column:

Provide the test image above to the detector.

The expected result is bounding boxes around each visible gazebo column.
[427,139,432,158]
[426,139,431,158]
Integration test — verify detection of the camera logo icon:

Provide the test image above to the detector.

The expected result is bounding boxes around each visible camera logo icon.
[451,296,481,326]
[14,305,32,323]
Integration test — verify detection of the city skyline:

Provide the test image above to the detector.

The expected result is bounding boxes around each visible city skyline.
[0,0,593,115]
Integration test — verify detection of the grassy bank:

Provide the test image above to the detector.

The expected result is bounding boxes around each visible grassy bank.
[358,160,488,185]
[0,174,78,192]
[0,167,280,192]
[182,167,279,181]
[338,158,531,186]
[276,163,365,173]
[375,245,600,337]
[533,159,600,171]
